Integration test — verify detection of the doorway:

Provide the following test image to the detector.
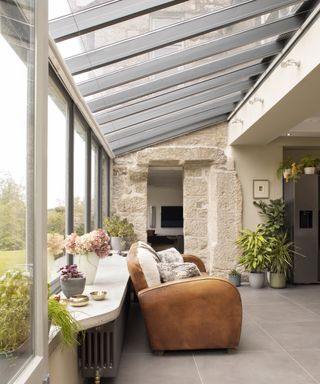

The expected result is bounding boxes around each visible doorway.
[147,167,184,252]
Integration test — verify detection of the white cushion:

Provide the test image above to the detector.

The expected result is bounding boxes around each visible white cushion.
[136,241,161,287]
[157,247,183,263]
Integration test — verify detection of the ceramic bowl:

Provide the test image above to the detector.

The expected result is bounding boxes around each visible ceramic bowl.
[69,294,89,307]
[90,291,107,301]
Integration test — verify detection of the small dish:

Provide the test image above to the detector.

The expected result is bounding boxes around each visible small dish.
[69,294,89,307]
[90,291,107,301]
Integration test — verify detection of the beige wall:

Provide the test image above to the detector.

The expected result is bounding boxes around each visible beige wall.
[231,143,283,230]
[231,137,320,230]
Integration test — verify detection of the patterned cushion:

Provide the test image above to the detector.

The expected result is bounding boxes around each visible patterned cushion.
[157,262,201,283]
[136,241,161,287]
[157,247,183,263]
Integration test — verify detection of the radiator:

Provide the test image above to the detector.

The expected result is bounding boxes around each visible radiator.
[78,284,130,379]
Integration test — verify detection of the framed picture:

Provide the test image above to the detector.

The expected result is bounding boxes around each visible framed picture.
[253,179,269,199]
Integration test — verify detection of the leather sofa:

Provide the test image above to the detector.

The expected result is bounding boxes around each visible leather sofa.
[127,242,242,352]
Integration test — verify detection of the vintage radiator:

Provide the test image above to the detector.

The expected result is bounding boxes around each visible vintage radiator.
[78,286,130,380]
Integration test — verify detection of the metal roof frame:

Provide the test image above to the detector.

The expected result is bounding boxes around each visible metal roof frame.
[88,41,283,113]
[66,0,302,75]
[49,0,188,42]
[79,15,301,97]
[47,0,319,155]
[110,105,234,151]
[105,93,242,141]
[112,114,228,155]
[101,79,252,131]
[95,62,267,125]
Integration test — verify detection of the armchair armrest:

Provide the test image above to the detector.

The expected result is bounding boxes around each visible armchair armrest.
[138,277,242,351]
[182,254,206,272]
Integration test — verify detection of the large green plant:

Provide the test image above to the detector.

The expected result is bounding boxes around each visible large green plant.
[236,226,272,272]
[0,270,30,354]
[104,216,134,238]
[253,199,285,236]
[268,233,294,275]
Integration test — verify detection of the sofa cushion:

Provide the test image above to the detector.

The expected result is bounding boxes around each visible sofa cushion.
[157,247,183,263]
[135,241,161,287]
[157,262,201,283]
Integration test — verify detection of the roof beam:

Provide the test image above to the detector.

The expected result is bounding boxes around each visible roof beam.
[79,15,301,97]
[95,62,267,124]
[66,0,302,74]
[105,93,242,140]
[89,41,282,113]
[109,104,234,150]
[112,114,228,156]
[101,79,252,131]
[49,0,188,42]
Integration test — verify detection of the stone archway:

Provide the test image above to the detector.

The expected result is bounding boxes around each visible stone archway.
[111,124,242,275]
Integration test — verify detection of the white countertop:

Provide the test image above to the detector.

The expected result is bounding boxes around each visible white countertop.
[69,254,129,330]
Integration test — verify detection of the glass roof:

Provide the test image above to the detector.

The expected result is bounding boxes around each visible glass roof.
[49,0,317,155]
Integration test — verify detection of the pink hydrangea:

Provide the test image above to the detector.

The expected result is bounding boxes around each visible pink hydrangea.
[64,230,110,258]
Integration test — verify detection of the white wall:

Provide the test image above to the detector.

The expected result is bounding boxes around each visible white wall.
[147,184,183,235]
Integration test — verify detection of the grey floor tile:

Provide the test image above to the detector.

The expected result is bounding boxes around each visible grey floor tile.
[290,350,320,382]
[123,303,151,354]
[108,353,202,384]
[194,351,317,384]
[239,286,289,305]
[277,285,320,304]
[238,323,280,352]
[245,302,320,324]
[260,321,320,351]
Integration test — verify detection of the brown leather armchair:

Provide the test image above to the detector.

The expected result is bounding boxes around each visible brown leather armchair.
[127,243,242,352]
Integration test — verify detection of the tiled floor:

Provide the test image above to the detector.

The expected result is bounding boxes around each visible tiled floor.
[105,284,320,384]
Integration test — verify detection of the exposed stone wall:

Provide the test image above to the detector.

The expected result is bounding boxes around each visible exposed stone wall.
[111,123,243,276]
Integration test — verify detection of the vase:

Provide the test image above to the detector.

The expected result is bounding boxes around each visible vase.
[111,236,126,252]
[60,277,86,298]
[228,274,241,287]
[74,252,99,285]
[270,272,286,289]
[304,167,315,174]
[249,272,265,289]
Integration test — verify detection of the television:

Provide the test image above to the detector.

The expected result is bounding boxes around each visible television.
[161,206,183,228]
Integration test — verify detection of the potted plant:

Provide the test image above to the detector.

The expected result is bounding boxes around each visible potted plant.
[65,229,110,284]
[277,159,301,182]
[59,264,86,298]
[48,295,80,346]
[104,216,134,252]
[0,270,31,356]
[268,233,294,288]
[228,269,241,287]
[236,225,272,288]
[277,159,294,182]
[253,199,285,236]
[299,155,320,174]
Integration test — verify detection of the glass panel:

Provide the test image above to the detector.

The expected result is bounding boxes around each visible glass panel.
[0,0,34,381]
[74,114,87,235]
[90,139,99,229]
[47,78,68,280]
[59,0,249,57]
[101,152,109,221]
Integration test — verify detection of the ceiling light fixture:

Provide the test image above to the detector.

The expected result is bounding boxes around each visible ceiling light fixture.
[281,59,301,68]
[231,118,243,125]
[248,96,264,105]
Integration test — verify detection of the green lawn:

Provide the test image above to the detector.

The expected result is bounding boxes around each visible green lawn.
[0,249,25,277]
